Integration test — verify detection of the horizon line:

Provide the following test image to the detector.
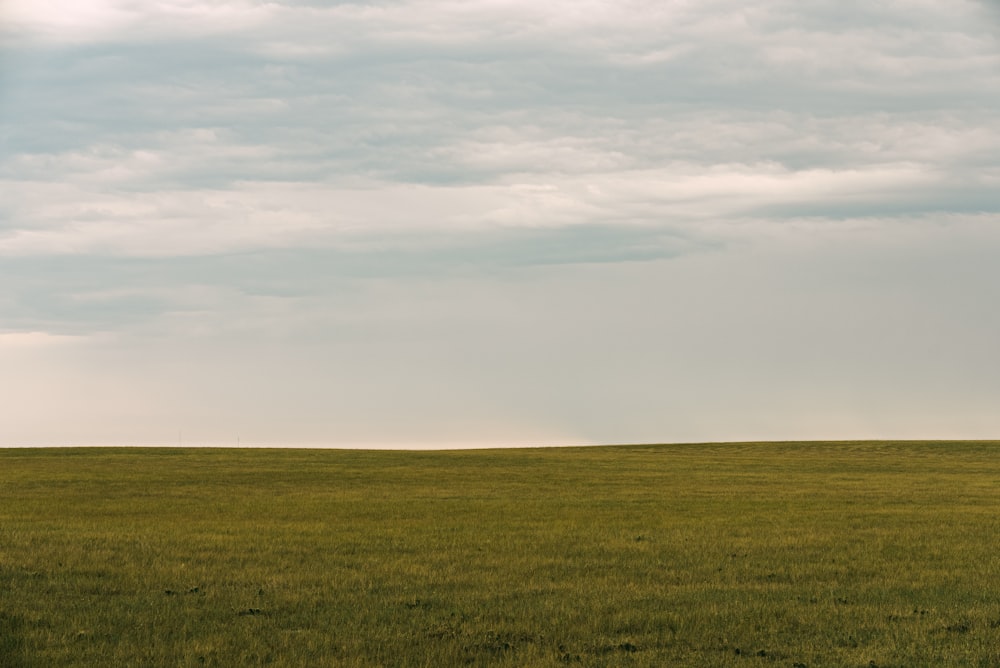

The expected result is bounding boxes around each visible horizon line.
[3,438,999,452]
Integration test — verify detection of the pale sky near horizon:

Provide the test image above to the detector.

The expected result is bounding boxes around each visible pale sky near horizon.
[2,0,999,448]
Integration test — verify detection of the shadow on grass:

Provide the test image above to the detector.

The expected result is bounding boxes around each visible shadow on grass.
[0,612,26,668]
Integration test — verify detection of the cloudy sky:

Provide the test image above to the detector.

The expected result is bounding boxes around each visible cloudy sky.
[2,0,999,447]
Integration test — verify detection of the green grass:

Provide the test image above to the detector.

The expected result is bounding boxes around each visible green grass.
[2,441,1000,666]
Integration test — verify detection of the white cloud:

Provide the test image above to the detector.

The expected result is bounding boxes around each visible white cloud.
[0,158,950,257]
[1,0,280,44]
[0,331,81,347]
[2,0,133,43]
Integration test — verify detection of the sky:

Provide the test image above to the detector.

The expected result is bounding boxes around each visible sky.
[1,0,999,448]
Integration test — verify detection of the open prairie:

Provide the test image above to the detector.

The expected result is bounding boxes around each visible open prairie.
[1,442,999,667]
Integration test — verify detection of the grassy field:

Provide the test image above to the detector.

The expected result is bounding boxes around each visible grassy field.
[1,442,999,667]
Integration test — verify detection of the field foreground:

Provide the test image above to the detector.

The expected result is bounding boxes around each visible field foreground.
[1,441,999,666]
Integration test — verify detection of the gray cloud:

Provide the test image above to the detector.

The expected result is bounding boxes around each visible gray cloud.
[0,223,704,336]
[2,0,1000,445]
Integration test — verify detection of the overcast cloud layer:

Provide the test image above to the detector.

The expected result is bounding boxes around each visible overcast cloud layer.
[2,0,999,447]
